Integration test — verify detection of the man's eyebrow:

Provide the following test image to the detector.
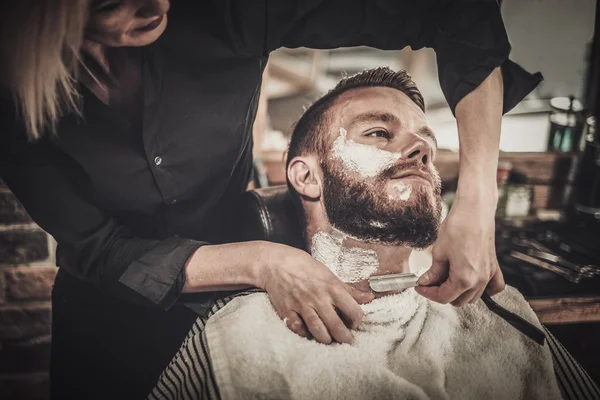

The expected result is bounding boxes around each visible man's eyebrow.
[351,112,401,126]
[349,111,437,147]
[417,126,438,148]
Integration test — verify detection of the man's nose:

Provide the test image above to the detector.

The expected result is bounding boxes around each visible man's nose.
[398,138,432,167]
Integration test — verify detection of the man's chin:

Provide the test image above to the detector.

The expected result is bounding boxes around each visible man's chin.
[386,182,436,208]
[337,223,439,249]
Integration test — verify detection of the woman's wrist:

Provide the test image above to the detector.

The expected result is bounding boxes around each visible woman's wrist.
[456,176,498,203]
[182,241,272,293]
[455,155,500,214]
[250,240,292,290]
[247,241,272,289]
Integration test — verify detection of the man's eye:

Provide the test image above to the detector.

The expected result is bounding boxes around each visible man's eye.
[93,0,123,12]
[366,130,390,139]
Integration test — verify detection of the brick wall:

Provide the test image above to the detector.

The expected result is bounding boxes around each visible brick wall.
[0,179,56,400]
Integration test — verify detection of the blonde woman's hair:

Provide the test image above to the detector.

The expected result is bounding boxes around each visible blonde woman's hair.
[0,1,88,140]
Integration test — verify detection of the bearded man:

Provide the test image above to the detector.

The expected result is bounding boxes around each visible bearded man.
[148,68,598,400]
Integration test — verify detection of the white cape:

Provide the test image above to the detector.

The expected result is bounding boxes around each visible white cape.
[205,286,561,400]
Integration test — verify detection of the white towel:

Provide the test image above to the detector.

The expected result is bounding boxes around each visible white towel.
[205,286,561,400]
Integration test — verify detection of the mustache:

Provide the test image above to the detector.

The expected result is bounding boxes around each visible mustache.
[380,159,432,180]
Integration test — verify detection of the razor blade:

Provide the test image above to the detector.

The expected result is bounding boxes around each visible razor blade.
[368,272,420,293]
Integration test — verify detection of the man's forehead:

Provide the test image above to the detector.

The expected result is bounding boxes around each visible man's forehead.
[326,86,426,134]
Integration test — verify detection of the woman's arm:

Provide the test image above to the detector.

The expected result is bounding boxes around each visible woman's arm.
[0,138,203,310]
[416,67,505,305]
[410,2,542,305]
[0,133,371,343]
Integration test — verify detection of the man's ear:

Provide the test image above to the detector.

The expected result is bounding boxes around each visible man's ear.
[287,156,321,200]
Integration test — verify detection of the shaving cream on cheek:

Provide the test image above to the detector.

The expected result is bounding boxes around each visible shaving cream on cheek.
[331,128,401,178]
[311,231,379,283]
[390,181,412,201]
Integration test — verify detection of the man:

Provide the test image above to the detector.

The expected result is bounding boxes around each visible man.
[148,68,598,400]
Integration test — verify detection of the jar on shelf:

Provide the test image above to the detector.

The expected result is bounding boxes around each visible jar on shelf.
[574,116,600,219]
[547,96,584,152]
[496,161,534,218]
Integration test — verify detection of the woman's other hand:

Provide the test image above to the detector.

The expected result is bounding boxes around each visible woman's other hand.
[255,242,374,344]
[415,196,505,306]
[184,241,374,344]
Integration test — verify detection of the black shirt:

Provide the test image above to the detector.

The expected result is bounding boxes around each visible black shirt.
[0,0,541,311]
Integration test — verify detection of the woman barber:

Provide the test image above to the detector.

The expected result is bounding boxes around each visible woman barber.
[0,1,540,398]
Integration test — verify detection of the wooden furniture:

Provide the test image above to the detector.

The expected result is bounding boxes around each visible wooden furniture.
[529,296,600,325]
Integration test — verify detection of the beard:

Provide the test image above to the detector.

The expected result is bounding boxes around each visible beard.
[321,158,443,249]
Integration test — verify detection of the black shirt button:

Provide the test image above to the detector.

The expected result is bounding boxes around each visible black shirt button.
[154,156,163,166]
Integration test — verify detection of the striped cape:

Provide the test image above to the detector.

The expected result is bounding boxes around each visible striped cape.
[148,294,600,400]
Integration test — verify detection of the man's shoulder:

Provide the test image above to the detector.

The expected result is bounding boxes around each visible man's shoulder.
[205,292,293,350]
[493,285,531,306]
[488,285,541,327]
[208,292,279,328]
[453,285,539,326]
[444,285,544,351]
[421,285,542,345]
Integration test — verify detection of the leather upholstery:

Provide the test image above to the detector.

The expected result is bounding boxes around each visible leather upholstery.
[235,186,307,251]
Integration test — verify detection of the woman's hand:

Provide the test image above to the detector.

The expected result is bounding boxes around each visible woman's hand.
[255,242,374,344]
[415,195,505,306]
[184,241,373,344]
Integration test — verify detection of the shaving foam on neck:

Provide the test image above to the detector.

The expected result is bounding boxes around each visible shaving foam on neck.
[311,230,379,283]
[331,128,401,178]
[359,289,422,326]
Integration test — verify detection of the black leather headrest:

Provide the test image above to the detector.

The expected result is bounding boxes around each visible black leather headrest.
[235,186,307,251]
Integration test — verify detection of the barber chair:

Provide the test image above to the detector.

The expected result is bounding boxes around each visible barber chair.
[182,185,304,315]
[234,185,307,251]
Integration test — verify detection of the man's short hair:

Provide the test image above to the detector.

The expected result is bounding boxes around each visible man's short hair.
[285,67,425,202]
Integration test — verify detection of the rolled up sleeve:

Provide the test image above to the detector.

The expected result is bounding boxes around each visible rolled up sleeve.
[118,237,203,309]
[415,0,543,114]
[0,136,206,311]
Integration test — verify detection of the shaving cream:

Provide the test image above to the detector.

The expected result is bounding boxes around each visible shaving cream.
[359,289,422,327]
[311,230,379,283]
[331,128,401,178]
[391,181,412,201]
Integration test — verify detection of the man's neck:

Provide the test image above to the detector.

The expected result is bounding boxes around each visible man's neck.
[305,223,412,295]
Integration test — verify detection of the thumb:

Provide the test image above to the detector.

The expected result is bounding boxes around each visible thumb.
[346,284,375,304]
[417,258,449,286]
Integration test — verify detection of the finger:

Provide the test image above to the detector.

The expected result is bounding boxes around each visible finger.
[316,303,354,344]
[334,286,366,329]
[417,258,449,286]
[415,279,463,304]
[451,289,476,307]
[468,286,486,304]
[300,307,332,344]
[486,268,506,296]
[346,284,375,305]
[459,276,488,305]
[284,312,309,338]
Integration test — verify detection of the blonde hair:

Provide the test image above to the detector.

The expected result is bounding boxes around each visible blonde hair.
[1,1,88,140]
